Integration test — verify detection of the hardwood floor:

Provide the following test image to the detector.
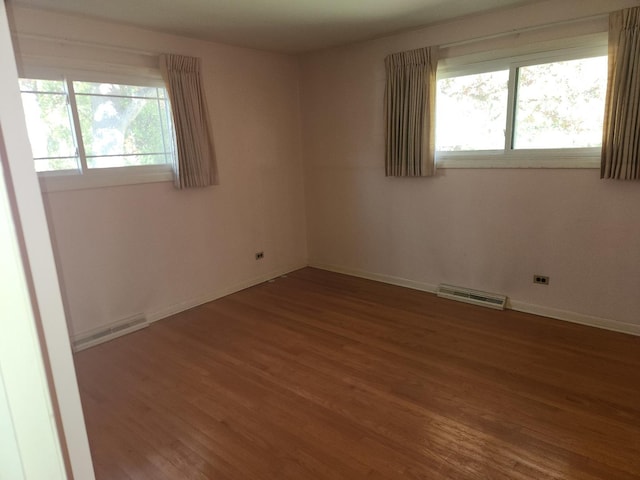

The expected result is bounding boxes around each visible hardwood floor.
[74,268,640,479]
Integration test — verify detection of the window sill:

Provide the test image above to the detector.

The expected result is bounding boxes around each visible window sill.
[38,165,174,193]
[436,149,600,169]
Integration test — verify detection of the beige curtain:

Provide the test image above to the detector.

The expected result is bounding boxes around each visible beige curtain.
[601,7,640,180]
[160,54,219,188]
[384,46,438,177]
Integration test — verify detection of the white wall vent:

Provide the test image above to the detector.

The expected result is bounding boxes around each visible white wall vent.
[437,284,507,310]
[72,314,148,352]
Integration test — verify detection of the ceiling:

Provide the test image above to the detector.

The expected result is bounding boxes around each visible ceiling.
[11,0,548,53]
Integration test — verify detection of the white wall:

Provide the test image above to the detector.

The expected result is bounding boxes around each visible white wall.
[10,6,308,337]
[9,0,640,339]
[300,0,640,333]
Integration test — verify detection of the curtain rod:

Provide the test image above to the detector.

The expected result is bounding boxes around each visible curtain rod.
[439,13,608,50]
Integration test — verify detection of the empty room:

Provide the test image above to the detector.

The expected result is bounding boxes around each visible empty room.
[1,0,640,478]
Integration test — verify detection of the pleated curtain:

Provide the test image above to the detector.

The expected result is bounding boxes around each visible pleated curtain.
[601,7,640,180]
[384,46,438,177]
[160,54,219,188]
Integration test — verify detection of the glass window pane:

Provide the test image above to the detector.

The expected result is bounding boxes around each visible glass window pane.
[19,88,79,171]
[19,79,66,93]
[436,70,509,151]
[157,99,175,154]
[33,157,79,173]
[73,82,161,99]
[513,56,607,149]
[74,81,173,168]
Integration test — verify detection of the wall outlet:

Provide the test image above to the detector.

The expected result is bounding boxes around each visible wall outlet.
[533,274,549,285]
[255,251,264,260]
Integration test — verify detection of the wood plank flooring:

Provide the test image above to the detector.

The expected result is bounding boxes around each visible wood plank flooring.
[74,268,640,479]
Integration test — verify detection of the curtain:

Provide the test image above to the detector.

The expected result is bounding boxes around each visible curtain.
[601,7,640,180]
[160,54,219,188]
[384,46,438,177]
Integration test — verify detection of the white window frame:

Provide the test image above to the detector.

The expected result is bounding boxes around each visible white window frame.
[435,38,608,169]
[19,65,175,192]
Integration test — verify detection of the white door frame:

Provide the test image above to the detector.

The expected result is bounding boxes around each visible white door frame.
[0,2,95,478]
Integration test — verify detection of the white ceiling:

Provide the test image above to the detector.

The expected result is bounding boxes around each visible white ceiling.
[11,0,548,53]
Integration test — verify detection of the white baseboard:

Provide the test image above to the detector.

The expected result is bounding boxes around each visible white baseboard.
[309,262,640,337]
[146,262,307,324]
[71,313,148,352]
[508,300,640,336]
[309,262,439,294]
[73,260,640,349]
[71,262,307,349]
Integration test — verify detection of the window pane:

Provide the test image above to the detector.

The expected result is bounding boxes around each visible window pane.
[33,157,79,173]
[513,56,607,149]
[19,79,66,94]
[73,82,161,99]
[19,80,79,171]
[73,81,173,168]
[157,98,175,154]
[436,70,509,151]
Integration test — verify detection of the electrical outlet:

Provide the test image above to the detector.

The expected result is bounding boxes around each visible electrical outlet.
[533,274,549,285]
[255,251,264,260]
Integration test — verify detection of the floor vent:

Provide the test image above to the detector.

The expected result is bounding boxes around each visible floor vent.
[72,314,148,352]
[437,284,507,310]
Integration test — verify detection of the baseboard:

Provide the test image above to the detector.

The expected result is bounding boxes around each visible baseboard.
[309,262,640,337]
[146,261,307,324]
[71,314,148,352]
[71,262,307,349]
[309,262,438,294]
[73,260,639,349]
[508,300,640,336]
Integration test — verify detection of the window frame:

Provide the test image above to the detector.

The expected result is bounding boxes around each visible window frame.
[18,66,175,192]
[435,41,609,169]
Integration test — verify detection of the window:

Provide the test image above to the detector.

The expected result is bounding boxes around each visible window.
[435,45,608,168]
[512,57,607,149]
[436,70,509,152]
[19,79,78,172]
[19,76,175,189]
